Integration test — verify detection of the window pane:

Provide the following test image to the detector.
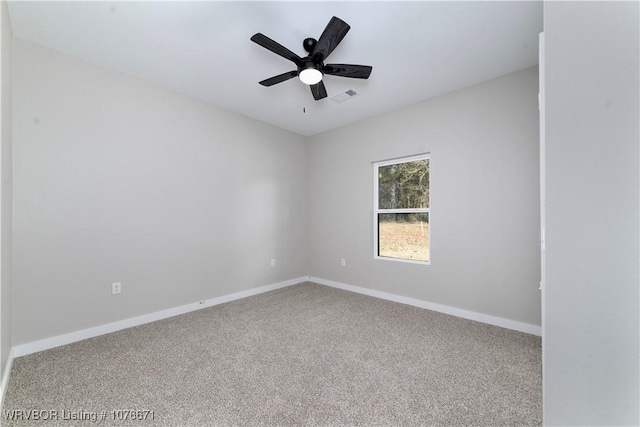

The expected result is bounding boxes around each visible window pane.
[378,213,429,262]
[378,159,429,209]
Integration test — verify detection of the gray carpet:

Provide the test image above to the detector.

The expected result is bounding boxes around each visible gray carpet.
[2,282,541,426]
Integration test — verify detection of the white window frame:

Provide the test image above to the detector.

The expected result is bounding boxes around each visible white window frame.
[373,153,430,265]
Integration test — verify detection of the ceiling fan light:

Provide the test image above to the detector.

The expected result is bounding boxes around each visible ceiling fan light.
[299,68,323,85]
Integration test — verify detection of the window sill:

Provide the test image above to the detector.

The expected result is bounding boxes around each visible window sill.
[374,256,430,266]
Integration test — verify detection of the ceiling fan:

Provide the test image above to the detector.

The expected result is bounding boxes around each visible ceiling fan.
[250,16,373,101]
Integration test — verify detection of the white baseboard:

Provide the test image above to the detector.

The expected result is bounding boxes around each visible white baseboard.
[0,347,15,410]
[310,276,542,336]
[13,276,309,358]
[10,274,539,362]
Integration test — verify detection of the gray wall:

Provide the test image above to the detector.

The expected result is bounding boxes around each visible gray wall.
[12,39,309,345]
[0,0,13,383]
[543,2,639,425]
[308,67,541,327]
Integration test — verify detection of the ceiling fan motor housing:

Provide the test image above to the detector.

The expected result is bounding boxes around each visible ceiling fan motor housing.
[298,58,324,80]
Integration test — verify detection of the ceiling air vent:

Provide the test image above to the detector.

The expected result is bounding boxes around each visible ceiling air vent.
[331,90,358,104]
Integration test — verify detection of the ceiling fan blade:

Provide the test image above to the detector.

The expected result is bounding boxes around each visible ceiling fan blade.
[324,64,373,79]
[310,81,328,101]
[251,33,303,65]
[311,16,350,61]
[259,70,298,87]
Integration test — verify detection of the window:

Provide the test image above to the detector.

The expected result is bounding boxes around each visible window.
[374,154,430,264]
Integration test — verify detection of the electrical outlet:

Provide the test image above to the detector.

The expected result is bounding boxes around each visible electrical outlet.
[341,258,346,267]
[271,259,276,267]
[112,282,121,295]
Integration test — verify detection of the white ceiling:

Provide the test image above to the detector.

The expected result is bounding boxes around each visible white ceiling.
[7,1,543,136]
